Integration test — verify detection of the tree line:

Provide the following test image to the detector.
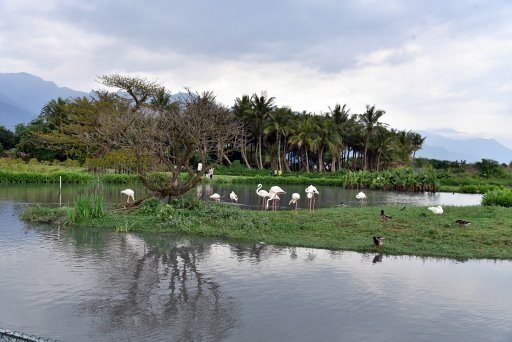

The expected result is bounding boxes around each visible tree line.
[0,75,427,197]
[2,76,424,172]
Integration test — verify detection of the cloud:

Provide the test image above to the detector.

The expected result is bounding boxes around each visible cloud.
[1,0,512,147]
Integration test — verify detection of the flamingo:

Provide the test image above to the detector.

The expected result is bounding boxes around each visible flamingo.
[230,191,238,203]
[289,193,301,210]
[210,193,221,203]
[256,184,270,210]
[428,205,443,214]
[268,185,286,211]
[305,185,319,212]
[266,192,280,211]
[121,189,135,203]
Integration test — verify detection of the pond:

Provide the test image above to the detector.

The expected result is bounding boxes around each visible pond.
[0,182,483,209]
[0,185,510,341]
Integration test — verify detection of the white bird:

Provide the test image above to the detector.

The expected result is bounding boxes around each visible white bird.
[256,184,270,210]
[356,191,367,200]
[305,185,320,212]
[305,184,319,194]
[267,185,286,211]
[266,192,280,211]
[269,185,286,195]
[230,191,238,203]
[289,193,301,210]
[210,193,221,203]
[121,189,135,203]
[428,205,443,214]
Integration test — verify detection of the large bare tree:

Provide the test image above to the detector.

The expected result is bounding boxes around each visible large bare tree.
[85,75,243,199]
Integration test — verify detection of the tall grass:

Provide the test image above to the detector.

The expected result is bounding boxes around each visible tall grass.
[0,170,93,184]
[67,195,106,223]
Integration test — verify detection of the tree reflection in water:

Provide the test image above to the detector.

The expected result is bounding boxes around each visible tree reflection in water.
[77,233,238,341]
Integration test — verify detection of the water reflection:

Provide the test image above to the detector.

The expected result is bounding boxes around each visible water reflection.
[77,234,238,341]
[1,199,511,341]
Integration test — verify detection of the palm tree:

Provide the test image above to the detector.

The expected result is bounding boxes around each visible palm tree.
[288,112,315,172]
[250,93,275,169]
[150,87,177,111]
[359,105,386,170]
[233,95,253,168]
[41,97,69,130]
[264,106,293,172]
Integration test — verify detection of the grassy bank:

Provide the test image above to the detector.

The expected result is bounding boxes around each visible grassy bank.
[23,199,512,260]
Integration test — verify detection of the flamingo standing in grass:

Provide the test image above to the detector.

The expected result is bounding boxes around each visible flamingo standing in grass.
[305,185,319,212]
[256,184,270,210]
[289,193,301,211]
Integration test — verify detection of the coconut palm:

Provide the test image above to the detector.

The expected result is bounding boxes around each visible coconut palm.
[359,105,386,170]
[264,106,293,172]
[233,95,254,168]
[250,93,275,169]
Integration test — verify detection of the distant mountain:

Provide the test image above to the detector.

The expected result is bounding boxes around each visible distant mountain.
[0,72,90,130]
[416,130,512,164]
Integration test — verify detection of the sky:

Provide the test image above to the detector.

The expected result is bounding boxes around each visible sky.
[1,0,512,147]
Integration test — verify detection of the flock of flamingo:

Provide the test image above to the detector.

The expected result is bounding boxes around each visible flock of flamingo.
[119,187,471,250]
[207,184,323,212]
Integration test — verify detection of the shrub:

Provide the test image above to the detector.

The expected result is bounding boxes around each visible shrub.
[482,189,512,207]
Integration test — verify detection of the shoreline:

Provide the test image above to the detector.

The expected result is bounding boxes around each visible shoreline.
[22,202,512,261]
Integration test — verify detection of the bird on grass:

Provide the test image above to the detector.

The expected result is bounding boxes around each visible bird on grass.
[373,236,384,248]
[121,189,135,203]
[455,219,470,227]
[400,206,406,211]
[289,193,301,210]
[229,191,238,203]
[380,210,392,221]
[210,193,221,203]
[428,205,443,214]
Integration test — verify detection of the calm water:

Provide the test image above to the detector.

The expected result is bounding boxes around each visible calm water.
[1,185,510,341]
[0,182,482,209]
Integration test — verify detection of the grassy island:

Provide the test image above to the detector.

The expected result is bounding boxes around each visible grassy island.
[22,197,512,261]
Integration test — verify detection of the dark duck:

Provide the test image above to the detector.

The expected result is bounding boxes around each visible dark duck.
[455,219,470,227]
[380,210,392,221]
[373,236,384,248]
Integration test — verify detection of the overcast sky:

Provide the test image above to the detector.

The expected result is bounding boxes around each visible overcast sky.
[1,0,511,147]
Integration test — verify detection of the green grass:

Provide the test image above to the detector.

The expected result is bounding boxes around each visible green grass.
[25,199,512,261]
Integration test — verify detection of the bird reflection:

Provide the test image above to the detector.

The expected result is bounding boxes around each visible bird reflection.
[372,253,383,264]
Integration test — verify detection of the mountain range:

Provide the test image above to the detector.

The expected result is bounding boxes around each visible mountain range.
[415,130,512,164]
[1,72,512,164]
[0,72,90,130]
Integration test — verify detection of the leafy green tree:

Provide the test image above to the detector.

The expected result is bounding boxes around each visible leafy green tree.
[0,125,17,150]
[85,75,243,199]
